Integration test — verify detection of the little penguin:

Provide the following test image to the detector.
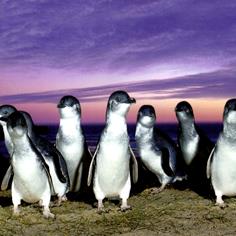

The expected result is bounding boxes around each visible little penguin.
[135,105,184,193]
[56,95,92,193]
[1,110,70,203]
[6,111,54,218]
[207,98,236,207]
[175,101,214,193]
[21,111,69,203]
[87,90,138,212]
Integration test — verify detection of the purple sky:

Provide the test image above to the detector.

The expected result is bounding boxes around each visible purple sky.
[1,1,236,123]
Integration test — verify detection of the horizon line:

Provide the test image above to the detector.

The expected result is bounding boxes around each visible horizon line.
[36,121,223,126]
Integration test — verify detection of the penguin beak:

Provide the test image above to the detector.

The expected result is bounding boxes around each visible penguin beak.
[129,98,136,104]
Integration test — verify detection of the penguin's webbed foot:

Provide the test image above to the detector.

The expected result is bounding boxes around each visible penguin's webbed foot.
[13,206,20,217]
[119,198,131,212]
[148,186,165,194]
[61,195,68,202]
[120,205,132,212]
[97,207,110,214]
[97,200,110,214]
[215,202,227,209]
[173,174,188,182]
[215,194,227,209]
[57,195,68,206]
[43,208,55,219]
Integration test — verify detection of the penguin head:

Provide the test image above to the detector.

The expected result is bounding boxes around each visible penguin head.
[175,101,194,121]
[137,105,156,128]
[0,105,17,124]
[107,90,136,117]
[223,98,236,124]
[57,95,81,119]
[7,111,28,138]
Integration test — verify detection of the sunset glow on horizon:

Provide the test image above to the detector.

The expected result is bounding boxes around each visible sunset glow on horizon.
[10,97,226,125]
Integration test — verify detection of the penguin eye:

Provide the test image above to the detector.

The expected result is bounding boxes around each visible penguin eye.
[72,104,80,111]
[186,108,191,113]
[112,100,119,106]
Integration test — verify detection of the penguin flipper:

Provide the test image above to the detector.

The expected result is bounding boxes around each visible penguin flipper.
[37,138,69,184]
[129,145,138,184]
[154,129,177,174]
[40,156,55,195]
[52,148,69,184]
[160,148,175,177]
[206,146,215,179]
[87,144,99,186]
[1,165,13,191]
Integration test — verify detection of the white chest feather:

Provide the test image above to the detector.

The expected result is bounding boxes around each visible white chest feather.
[140,147,164,176]
[182,135,199,165]
[106,113,128,137]
[13,151,39,179]
[59,118,79,134]
[12,145,49,202]
[95,117,130,194]
[56,117,84,185]
[212,137,236,185]
[56,118,84,159]
[98,138,129,173]
[211,135,236,196]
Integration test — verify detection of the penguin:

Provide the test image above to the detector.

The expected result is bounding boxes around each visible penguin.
[87,90,138,212]
[21,111,69,203]
[56,95,92,193]
[207,99,236,207]
[135,105,184,193]
[175,101,214,193]
[0,105,17,156]
[1,110,70,204]
[6,111,54,218]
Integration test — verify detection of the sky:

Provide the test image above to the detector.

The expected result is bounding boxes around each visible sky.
[1,0,236,124]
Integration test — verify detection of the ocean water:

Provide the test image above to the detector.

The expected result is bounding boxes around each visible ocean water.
[0,123,222,159]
